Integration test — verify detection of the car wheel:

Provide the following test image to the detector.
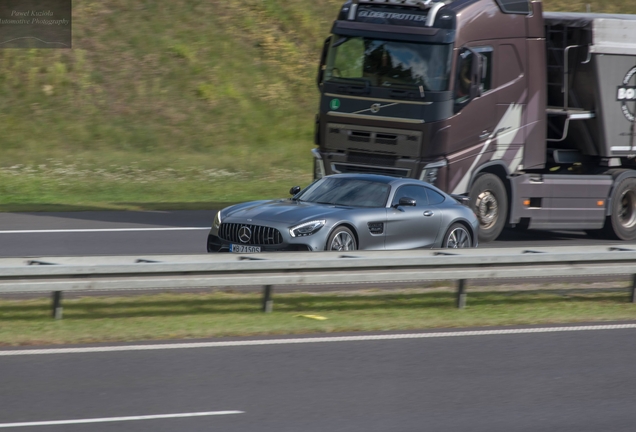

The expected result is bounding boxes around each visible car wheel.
[469,173,507,243]
[326,226,357,251]
[443,223,472,248]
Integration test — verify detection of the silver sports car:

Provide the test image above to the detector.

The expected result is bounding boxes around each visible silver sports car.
[207,174,478,252]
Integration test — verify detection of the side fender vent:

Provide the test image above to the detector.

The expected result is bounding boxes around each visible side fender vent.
[368,222,384,235]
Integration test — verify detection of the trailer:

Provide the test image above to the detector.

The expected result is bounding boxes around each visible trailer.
[313,0,636,242]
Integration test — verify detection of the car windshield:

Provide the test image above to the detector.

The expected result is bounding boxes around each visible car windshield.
[297,177,390,208]
[325,37,452,91]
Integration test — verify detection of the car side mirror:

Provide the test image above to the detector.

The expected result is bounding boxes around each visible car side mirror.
[395,197,416,208]
[290,186,301,196]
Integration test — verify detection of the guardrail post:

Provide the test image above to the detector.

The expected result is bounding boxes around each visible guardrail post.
[52,291,63,319]
[631,275,636,304]
[457,280,467,309]
[262,285,273,313]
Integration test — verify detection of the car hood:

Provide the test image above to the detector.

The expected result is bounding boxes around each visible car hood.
[225,200,350,224]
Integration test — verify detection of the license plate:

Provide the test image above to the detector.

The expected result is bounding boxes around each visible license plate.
[230,244,261,253]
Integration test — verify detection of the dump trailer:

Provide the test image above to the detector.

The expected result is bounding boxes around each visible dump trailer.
[313,0,636,242]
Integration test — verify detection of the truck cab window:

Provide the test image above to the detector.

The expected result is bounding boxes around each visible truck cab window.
[326,37,452,92]
[327,37,365,79]
[455,48,491,104]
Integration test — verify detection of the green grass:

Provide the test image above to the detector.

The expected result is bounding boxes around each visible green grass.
[0,0,631,209]
[1,288,635,346]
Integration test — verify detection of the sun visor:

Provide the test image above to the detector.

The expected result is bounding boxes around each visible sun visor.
[331,21,455,44]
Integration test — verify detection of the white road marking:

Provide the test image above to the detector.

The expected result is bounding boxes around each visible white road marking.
[0,411,244,428]
[1,324,635,356]
[0,227,211,234]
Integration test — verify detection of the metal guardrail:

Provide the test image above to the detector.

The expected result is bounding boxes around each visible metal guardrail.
[1,245,636,319]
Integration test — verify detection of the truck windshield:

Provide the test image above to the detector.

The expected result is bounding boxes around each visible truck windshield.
[325,37,452,92]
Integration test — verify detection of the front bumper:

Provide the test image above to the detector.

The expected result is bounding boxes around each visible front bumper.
[207,234,315,253]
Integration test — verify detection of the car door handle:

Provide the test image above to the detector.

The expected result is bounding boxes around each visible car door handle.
[479,130,490,140]
[423,211,434,217]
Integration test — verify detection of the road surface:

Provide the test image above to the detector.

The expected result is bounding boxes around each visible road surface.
[0,210,630,257]
[0,324,635,431]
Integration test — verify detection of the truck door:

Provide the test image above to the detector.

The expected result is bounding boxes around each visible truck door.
[492,40,527,173]
[385,185,441,249]
[447,45,498,194]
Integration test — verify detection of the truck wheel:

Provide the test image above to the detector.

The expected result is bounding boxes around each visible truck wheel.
[469,173,508,243]
[604,178,636,240]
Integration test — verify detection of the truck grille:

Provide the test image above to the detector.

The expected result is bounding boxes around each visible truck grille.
[332,163,410,178]
[218,223,283,245]
[348,152,397,166]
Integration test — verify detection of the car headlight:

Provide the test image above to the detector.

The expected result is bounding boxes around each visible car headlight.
[213,211,222,230]
[290,220,326,237]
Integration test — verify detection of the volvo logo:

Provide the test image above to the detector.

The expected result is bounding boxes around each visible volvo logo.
[238,226,252,243]
[370,103,382,113]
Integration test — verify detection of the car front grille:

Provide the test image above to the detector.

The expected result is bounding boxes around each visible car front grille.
[218,223,284,245]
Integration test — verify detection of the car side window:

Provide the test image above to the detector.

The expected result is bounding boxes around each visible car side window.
[391,185,429,207]
[425,188,446,205]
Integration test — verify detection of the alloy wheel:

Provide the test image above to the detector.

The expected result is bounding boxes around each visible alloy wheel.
[446,227,471,248]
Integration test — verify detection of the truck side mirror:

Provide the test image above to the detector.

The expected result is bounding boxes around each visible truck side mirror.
[290,186,301,196]
[454,48,484,112]
[470,51,485,98]
[317,36,331,88]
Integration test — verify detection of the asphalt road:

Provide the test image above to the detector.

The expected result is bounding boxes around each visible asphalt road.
[0,210,630,257]
[1,325,635,431]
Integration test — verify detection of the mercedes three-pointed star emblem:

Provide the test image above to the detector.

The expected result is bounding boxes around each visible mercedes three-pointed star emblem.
[238,226,252,243]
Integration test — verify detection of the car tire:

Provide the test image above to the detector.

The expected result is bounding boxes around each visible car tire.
[601,178,636,240]
[469,173,508,243]
[326,226,357,251]
[442,223,472,248]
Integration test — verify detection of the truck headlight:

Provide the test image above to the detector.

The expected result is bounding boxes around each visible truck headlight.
[420,159,448,185]
[213,211,222,230]
[290,220,326,237]
[312,149,325,180]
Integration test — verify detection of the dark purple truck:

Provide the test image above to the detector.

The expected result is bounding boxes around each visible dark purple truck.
[313,0,636,242]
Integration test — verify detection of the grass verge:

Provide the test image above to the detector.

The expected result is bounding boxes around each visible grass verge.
[0,0,630,210]
[1,287,635,346]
